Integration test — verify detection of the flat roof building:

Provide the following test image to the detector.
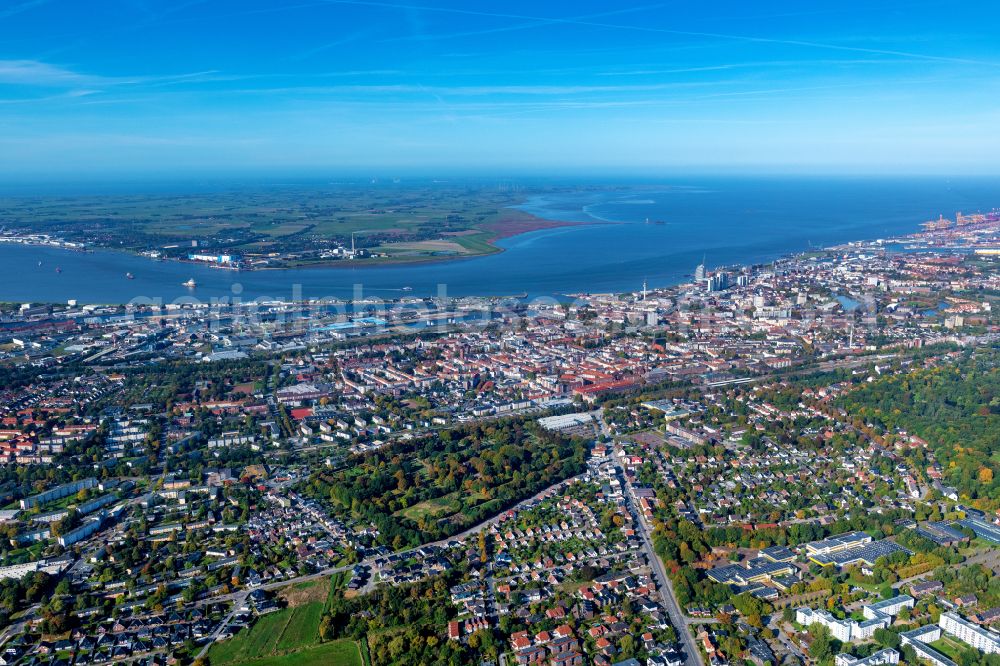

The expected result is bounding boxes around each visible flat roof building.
[900,625,956,666]
[805,531,872,556]
[760,546,796,562]
[796,596,913,643]
[835,648,899,666]
[809,539,909,568]
[940,612,1000,654]
[957,518,1000,544]
[914,522,969,546]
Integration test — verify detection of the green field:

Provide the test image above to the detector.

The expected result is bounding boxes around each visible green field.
[0,184,575,267]
[929,638,966,661]
[329,571,350,606]
[275,603,324,652]
[396,494,462,522]
[394,486,498,523]
[213,639,363,666]
[208,602,327,666]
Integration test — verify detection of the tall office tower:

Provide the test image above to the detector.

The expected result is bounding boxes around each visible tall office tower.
[706,272,730,292]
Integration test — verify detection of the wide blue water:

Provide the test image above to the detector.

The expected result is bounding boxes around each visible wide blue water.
[2,176,997,304]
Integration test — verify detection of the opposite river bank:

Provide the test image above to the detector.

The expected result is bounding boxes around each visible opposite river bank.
[3,176,999,304]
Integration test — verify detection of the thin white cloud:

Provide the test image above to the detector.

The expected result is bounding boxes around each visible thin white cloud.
[376,3,665,44]
[285,29,376,62]
[318,0,1000,68]
[216,80,743,97]
[0,60,98,86]
[0,0,52,20]
[0,89,101,105]
[0,60,224,90]
[594,59,916,76]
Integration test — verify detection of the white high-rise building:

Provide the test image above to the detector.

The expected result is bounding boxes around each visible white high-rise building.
[835,648,899,666]
[940,612,1000,654]
[796,608,856,642]
[796,596,914,643]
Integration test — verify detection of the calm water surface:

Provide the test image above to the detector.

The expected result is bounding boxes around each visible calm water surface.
[2,177,998,304]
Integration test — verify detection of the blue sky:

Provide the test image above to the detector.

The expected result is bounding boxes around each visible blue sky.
[1,0,998,176]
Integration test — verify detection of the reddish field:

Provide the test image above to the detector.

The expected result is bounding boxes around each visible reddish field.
[482,210,584,241]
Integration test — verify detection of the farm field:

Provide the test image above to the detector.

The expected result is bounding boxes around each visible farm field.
[0,182,581,267]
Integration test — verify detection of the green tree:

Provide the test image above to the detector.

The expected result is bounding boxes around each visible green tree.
[809,625,833,662]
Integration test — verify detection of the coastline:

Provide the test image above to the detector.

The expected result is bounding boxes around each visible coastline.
[3,179,997,306]
[250,207,592,271]
[1,205,592,273]
[0,212,991,308]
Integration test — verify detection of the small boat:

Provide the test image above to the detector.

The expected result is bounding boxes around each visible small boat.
[183,278,197,288]
[401,286,413,291]
[55,266,62,273]
[126,272,135,280]
[38,261,42,267]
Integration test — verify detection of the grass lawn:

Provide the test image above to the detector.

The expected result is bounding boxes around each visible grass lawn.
[844,578,882,594]
[207,612,285,665]
[454,232,499,254]
[970,537,999,549]
[280,579,329,607]
[275,603,324,652]
[395,487,499,523]
[0,542,46,567]
[930,637,966,661]
[217,639,363,666]
[396,494,461,522]
[207,602,325,666]
[328,571,349,608]
[560,580,589,595]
